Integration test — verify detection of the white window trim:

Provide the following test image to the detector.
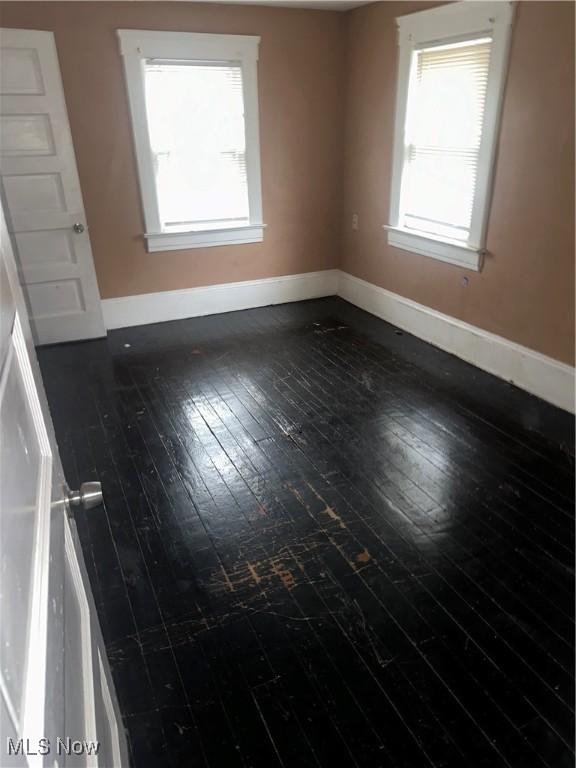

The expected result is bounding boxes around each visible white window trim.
[385,1,515,271]
[118,30,264,252]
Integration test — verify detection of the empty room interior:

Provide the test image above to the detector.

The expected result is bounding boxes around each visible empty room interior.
[0,0,574,766]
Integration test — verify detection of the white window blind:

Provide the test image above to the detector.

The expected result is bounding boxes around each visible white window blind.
[144,61,249,232]
[400,37,492,243]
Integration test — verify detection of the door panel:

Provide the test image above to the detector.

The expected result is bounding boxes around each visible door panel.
[0,330,44,722]
[3,173,66,215]
[0,28,105,345]
[0,45,44,95]
[0,114,55,155]
[27,278,85,318]
[15,229,77,271]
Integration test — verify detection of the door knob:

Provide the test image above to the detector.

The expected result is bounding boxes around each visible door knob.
[67,481,103,511]
[72,222,85,234]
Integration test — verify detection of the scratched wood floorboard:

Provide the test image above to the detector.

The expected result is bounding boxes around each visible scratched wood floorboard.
[38,297,574,768]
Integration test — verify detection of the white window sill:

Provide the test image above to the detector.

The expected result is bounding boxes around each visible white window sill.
[145,224,265,253]
[384,225,483,271]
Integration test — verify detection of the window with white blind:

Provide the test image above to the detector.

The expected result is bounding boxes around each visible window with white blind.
[118,31,263,252]
[387,2,514,271]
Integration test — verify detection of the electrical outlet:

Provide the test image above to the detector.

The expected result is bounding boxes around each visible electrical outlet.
[351,213,359,230]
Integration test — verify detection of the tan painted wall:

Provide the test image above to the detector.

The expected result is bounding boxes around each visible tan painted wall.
[0,2,345,298]
[0,1,574,365]
[341,0,575,365]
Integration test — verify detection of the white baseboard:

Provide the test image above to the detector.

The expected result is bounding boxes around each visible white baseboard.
[102,269,340,330]
[338,271,575,414]
[101,267,574,413]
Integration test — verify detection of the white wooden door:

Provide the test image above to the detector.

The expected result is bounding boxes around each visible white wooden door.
[0,203,128,766]
[0,28,105,345]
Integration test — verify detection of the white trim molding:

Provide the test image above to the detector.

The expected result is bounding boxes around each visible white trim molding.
[102,270,339,330]
[384,226,483,272]
[101,269,574,414]
[145,224,265,252]
[118,29,264,253]
[386,1,514,270]
[338,272,575,414]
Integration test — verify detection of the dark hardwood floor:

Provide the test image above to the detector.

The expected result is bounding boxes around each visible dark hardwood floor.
[38,297,575,768]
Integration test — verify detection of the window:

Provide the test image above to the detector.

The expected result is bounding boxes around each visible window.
[118,31,263,252]
[386,2,514,270]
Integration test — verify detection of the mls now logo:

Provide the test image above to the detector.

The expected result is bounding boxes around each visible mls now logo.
[7,738,100,756]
